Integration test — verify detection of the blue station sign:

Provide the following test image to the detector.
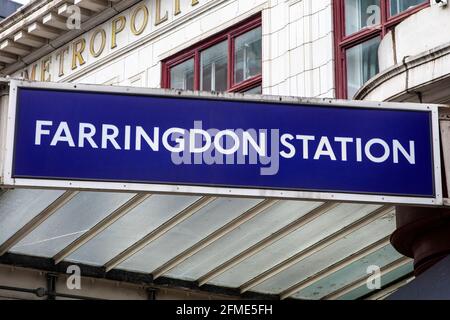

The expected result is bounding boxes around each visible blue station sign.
[3,81,442,205]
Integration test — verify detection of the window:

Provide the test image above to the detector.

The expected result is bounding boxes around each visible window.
[234,27,262,85]
[390,0,427,16]
[170,58,194,91]
[334,0,429,98]
[200,41,228,92]
[162,15,262,93]
[346,37,380,98]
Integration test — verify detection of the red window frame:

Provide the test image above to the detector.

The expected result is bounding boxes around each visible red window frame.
[333,0,429,99]
[161,14,262,93]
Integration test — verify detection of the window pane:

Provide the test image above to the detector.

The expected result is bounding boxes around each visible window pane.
[234,26,262,84]
[346,37,380,98]
[345,0,380,36]
[243,85,262,94]
[200,41,228,92]
[170,58,194,91]
[390,0,426,16]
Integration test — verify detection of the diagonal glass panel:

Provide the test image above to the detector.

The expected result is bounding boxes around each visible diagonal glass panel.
[10,191,135,258]
[0,189,65,245]
[65,195,200,266]
[165,200,324,281]
[209,203,382,288]
[292,244,407,300]
[117,197,262,273]
[337,261,413,300]
[251,211,396,294]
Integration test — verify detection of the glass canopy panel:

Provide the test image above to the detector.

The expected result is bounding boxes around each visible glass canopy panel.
[66,195,200,266]
[337,261,413,300]
[117,197,262,273]
[252,210,395,294]
[292,244,402,299]
[166,200,324,281]
[0,189,65,245]
[10,192,135,257]
[292,244,405,300]
[210,203,382,288]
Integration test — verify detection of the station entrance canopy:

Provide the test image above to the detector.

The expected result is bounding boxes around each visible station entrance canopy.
[0,79,449,300]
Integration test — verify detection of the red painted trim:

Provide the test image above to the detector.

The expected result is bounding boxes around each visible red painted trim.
[194,50,200,90]
[381,0,388,37]
[229,74,262,93]
[333,0,429,99]
[340,27,381,49]
[227,34,232,90]
[161,13,262,92]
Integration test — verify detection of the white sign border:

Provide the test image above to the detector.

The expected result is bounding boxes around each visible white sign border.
[2,79,443,206]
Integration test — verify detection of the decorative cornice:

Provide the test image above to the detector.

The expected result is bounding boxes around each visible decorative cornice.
[354,41,450,101]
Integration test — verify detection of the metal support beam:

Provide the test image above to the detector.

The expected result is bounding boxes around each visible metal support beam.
[104,196,217,272]
[152,199,279,279]
[280,236,391,299]
[46,273,57,300]
[197,202,339,286]
[0,191,78,256]
[239,205,394,293]
[53,193,151,264]
[322,256,412,300]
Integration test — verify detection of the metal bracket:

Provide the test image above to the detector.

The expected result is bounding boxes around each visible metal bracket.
[46,273,58,300]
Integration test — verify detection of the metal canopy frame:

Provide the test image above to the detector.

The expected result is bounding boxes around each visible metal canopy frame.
[0,79,444,206]
[0,190,392,295]
[0,252,277,300]
[0,188,401,300]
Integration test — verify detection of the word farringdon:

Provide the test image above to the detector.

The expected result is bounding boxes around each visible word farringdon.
[34,120,417,175]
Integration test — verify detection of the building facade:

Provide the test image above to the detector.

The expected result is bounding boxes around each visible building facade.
[0,0,448,300]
